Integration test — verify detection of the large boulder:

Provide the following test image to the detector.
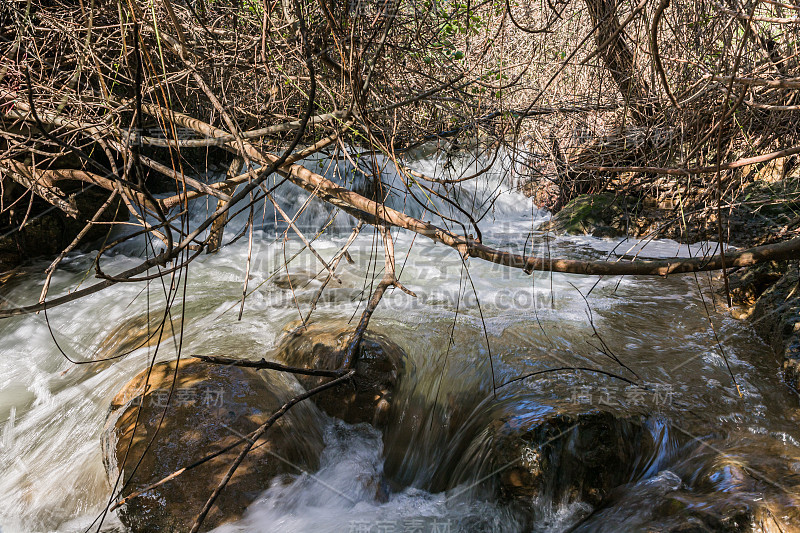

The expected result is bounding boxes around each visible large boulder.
[275,320,406,428]
[489,411,649,506]
[102,358,324,532]
[382,386,663,505]
[453,398,800,532]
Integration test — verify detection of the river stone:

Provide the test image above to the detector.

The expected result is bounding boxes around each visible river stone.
[275,320,405,427]
[101,358,324,533]
[683,443,800,532]
[573,437,800,532]
[94,313,183,361]
[272,270,319,290]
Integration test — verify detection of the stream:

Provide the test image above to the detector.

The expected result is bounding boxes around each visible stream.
[0,149,799,532]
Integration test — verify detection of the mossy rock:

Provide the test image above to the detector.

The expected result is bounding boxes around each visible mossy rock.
[541,194,641,237]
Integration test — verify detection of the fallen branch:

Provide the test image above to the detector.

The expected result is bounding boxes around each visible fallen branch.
[191,354,346,377]
[1,161,159,211]
[342,226,403,368]
[704,74,800,89]
[0,160,78,217]
[126,88,800,278]
[137,110,349,148]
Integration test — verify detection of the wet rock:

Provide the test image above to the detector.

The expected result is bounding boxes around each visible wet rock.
[570,470,758,533]
[487,407,656,507]
[609,441,800,533]
[272,271,319,290]
[540,193,642,237]
[729,261,786,310]
[275,320,405,428]
[102,358,324,532]
[383,384,676,514]
[569,470,687,532]
[94,313,184,361]
[441,398,667,513]
[693,455,749,493]
[566,442,800,533]
[730,262,800,392]
[784,342,800,392]
[563,429,800,532]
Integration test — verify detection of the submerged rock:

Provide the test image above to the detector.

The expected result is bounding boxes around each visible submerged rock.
[423,395,674,523]
[382,378,674,511]
[475,403,799,532]
[102,358,324,532]
[573,442,800,532]
[483,405,661,507]
[275,320,406,428]
[272,271,319,290]
[94,313,183,361]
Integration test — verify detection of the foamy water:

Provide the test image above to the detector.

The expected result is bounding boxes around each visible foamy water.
[0,149,797,532]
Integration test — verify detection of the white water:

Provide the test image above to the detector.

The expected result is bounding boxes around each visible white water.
[0,149,798,532]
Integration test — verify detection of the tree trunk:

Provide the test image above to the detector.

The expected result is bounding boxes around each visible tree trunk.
[584,0,652,124]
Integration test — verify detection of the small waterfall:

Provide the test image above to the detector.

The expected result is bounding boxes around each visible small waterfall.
[0,149,798,532]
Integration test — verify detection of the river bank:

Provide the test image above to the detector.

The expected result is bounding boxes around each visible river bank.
[530,157,800,392]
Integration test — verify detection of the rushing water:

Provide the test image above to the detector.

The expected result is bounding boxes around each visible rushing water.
[0,150,799,532]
